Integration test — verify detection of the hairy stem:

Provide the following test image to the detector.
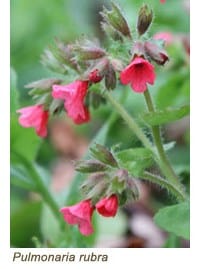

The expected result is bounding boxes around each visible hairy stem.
[143,89,183,189]
[141,171,186,202]
[104,91,152,150]
[104,90,187,199]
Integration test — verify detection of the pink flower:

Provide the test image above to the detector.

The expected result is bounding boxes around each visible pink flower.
[52,80,90,124]
[120,56,156,93]
[153,32,173,46]
[60,200,94,236]
[89,69,103,83]
[160,0,166,3]
[96,194,118,217]
[17,105,48,137]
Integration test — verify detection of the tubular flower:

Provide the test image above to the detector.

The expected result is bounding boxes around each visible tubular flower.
[17,105,48,137]
[120,56,156,93]
[60,200,94,236]
[52,80,90,124]
[96,194,118,217]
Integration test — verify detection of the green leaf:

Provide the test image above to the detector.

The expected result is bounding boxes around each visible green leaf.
[11,115,41,162]
[163,233,181,248]
[115,148,154,177]
[142,105,190,126]
[154,201,190,240]
[11,201,42,247]
[10,68,19,114]
[156,68,189,109]
[11,165,37,191]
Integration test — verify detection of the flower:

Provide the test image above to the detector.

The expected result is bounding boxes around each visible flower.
[160,0,166,3]
[153,32,173,46]
[89,69,103,83]
[52,80,90,124]
[120,56,156,93]
[96,194,118,217]
[60,200,94,236]
[17,105,48,137]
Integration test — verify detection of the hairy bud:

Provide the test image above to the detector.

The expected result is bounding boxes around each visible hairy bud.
[75,160,108,173]
[144,41,169,65]
[73,39,106,61]
[100,2,131,38]
[137,4,153,36]
[90,144,118,168]
[105,63,116,90]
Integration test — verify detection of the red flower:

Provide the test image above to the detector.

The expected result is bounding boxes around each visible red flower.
[89,69,103,83]
[52,80,90,124]
[60,200,94,236]
[160,0,166,3]
[96,194,118,217]
[17,105,48,137]
[120,56,156,93]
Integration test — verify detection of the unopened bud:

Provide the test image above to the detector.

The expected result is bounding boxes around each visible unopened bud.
[101,22,123,41]
[105,63,116,90]
[137,4,153,36]
[126,178,139,201]
[100,2,131,38]
[26,78,62,90]
[75,160,108,173]
[89,69,103,83]
[73,39,106,61]
[41,49,67,74]
[144,41,169,65]
[110,59,124,72]
[90,144,118,168]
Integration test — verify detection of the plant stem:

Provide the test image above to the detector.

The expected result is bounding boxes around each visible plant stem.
[143,89,183,187]
[142,171,186,202]
[104,90,187,199]
[104,91,152,150]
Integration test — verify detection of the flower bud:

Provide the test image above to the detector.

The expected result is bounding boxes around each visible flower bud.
[137,4,153,36]
[101,22,123,41]
[73,39,106,61]
[110,59,124,72]
[144,41,169,65]
[25,78,62,90]
[105,63,116,90]
[75,160,108,173]
[100,2,131,38]
[89,69,103,83]
[41,49,67,74]
[90,144,118,168]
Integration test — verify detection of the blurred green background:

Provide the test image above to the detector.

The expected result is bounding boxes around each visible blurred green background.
[11,0,189,247]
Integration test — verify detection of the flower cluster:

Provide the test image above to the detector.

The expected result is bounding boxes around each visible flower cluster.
[17,3,169,138]
[60,144,139,235]
[16,2,171,236]
[60,195,118,236]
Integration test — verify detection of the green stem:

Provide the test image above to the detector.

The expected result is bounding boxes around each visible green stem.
[104,90,187,200]
[104,91,152,150]
[142,171,186,202]
[143,90,182,187]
